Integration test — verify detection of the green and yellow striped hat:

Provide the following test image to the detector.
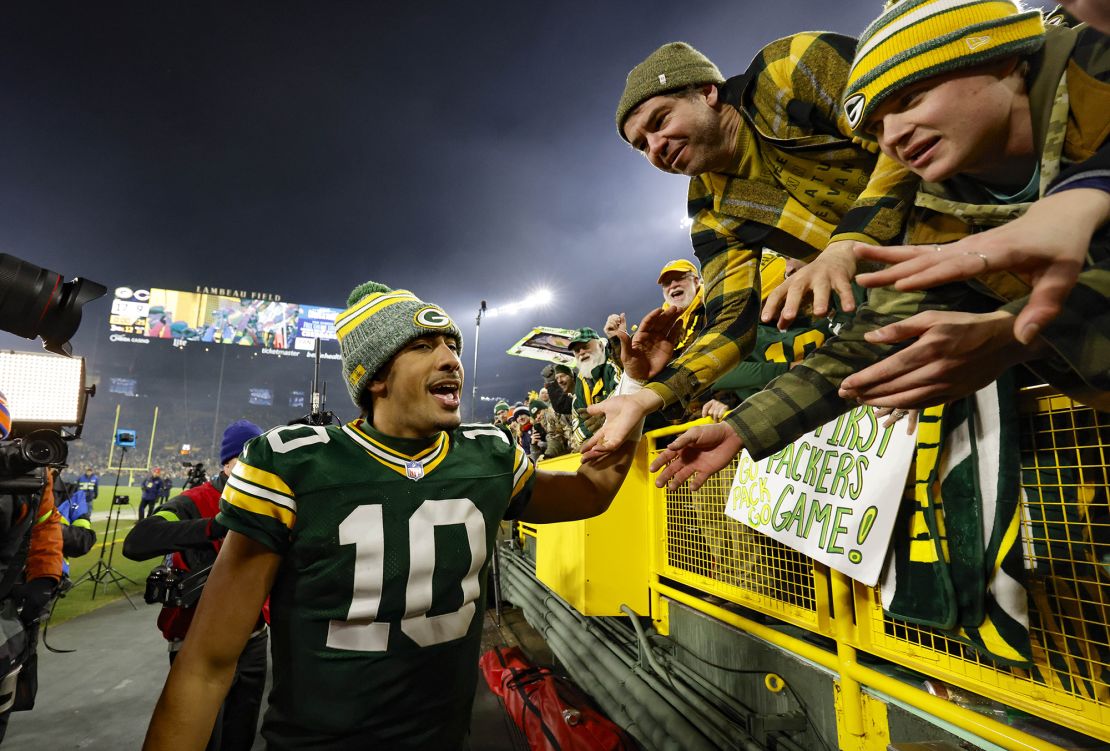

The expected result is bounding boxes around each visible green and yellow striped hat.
[334,281,462,405]
[843,0,1045,136]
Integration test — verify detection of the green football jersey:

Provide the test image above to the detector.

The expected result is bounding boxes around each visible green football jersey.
[217,419,536,751]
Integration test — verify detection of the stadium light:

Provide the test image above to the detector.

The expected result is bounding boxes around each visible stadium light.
[470,289,555,419]
[485,288,554,319]
[0,350,88,429]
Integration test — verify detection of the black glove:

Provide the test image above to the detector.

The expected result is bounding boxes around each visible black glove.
[17,577,57,625]
[541,364,555,380]
[206,517,228,541]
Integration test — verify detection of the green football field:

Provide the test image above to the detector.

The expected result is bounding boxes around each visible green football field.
[50,502,162,626]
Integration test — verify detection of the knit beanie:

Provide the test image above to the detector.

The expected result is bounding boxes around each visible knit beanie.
[221,419,263,464]
[616,42,725,140]
[553,363,573,377]
[529,398,548,415]
[335,281,463,406]
[493,399,510,415]
[844,0,1045,136]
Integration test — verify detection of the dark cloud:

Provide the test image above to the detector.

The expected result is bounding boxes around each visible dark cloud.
[0,0,1055,405]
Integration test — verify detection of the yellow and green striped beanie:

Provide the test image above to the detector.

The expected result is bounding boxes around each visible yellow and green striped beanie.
[334,281,462,406]
[843,0,1045,136]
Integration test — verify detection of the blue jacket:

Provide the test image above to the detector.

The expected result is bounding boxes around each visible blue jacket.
[140,476,168,502]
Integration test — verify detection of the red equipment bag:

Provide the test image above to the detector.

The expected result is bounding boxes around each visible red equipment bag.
[479,646,637,751]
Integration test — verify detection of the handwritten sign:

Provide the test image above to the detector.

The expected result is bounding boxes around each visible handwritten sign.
[725,405,916,586]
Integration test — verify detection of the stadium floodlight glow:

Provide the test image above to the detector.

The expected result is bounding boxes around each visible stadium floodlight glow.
[470,288,556,420]
[679,215,693,229]
[485,288,555,319]
[0,350,88,430]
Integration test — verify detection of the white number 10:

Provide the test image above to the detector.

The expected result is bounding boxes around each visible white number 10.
[325,498,487,651]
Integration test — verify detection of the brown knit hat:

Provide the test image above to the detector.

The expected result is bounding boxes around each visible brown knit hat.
[616,42,724,141]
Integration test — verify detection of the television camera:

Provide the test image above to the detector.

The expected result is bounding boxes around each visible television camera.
[0,254,105,492]
[144,560,210,608]
[181,461,208,490]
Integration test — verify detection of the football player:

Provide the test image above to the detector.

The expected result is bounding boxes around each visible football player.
[143,281,642,751]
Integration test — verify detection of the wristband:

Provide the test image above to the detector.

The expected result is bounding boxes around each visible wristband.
[615,372,645,397]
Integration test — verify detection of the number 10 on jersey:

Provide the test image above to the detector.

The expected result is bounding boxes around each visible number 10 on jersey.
[326,498,487,651]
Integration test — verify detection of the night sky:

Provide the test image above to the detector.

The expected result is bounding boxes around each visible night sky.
[0,1,1055,416]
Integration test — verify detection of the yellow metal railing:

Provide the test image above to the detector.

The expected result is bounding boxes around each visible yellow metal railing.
[642,388,1109,750]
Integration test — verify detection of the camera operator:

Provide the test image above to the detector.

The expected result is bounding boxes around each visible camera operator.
[181,462,208,491]
[123,420,266,751]
[0,391,64,742]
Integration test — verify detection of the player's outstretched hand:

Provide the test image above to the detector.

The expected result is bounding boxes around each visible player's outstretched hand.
[762,240,857,330]
[649,422,744,492]
[578,390,659,461]
[854,188,1110,344]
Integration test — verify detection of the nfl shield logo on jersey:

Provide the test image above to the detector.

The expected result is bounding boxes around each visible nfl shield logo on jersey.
[405,461,424,481]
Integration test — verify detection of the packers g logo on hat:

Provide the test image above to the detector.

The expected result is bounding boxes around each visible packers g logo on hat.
[414,306,453,329]
[843,93,866,131]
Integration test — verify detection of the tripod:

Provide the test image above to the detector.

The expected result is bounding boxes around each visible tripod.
[71,445,137,608]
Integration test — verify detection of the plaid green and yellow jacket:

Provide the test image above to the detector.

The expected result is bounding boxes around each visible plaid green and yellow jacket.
[727,23,1110,460]
[647,31,919,410]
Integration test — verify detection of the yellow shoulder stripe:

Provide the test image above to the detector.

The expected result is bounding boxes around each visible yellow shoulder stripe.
[223,485,296,529]
[233,461,294,498]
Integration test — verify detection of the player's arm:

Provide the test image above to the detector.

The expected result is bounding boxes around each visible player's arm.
[520,421,641,524]
[580,244,761,459]
[143,531,279,751]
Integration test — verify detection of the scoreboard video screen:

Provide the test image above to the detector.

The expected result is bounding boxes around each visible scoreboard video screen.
[109,286,343,357]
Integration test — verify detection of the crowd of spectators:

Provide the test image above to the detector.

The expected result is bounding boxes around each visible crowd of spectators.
[487,251,838,463]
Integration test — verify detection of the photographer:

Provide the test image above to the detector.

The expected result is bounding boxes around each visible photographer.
[123,420,266,751]
[0,391,64,742]
[182,462,208,491]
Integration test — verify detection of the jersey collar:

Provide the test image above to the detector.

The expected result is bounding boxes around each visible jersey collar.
[342,419,450,480]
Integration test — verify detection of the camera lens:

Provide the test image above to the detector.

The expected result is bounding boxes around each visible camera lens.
[0,254,107,356]
[21,430,67,465]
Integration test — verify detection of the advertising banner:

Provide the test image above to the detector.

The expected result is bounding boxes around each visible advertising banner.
[725,405,916,586]
[108,377,138,397]
[293,306,341,350]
